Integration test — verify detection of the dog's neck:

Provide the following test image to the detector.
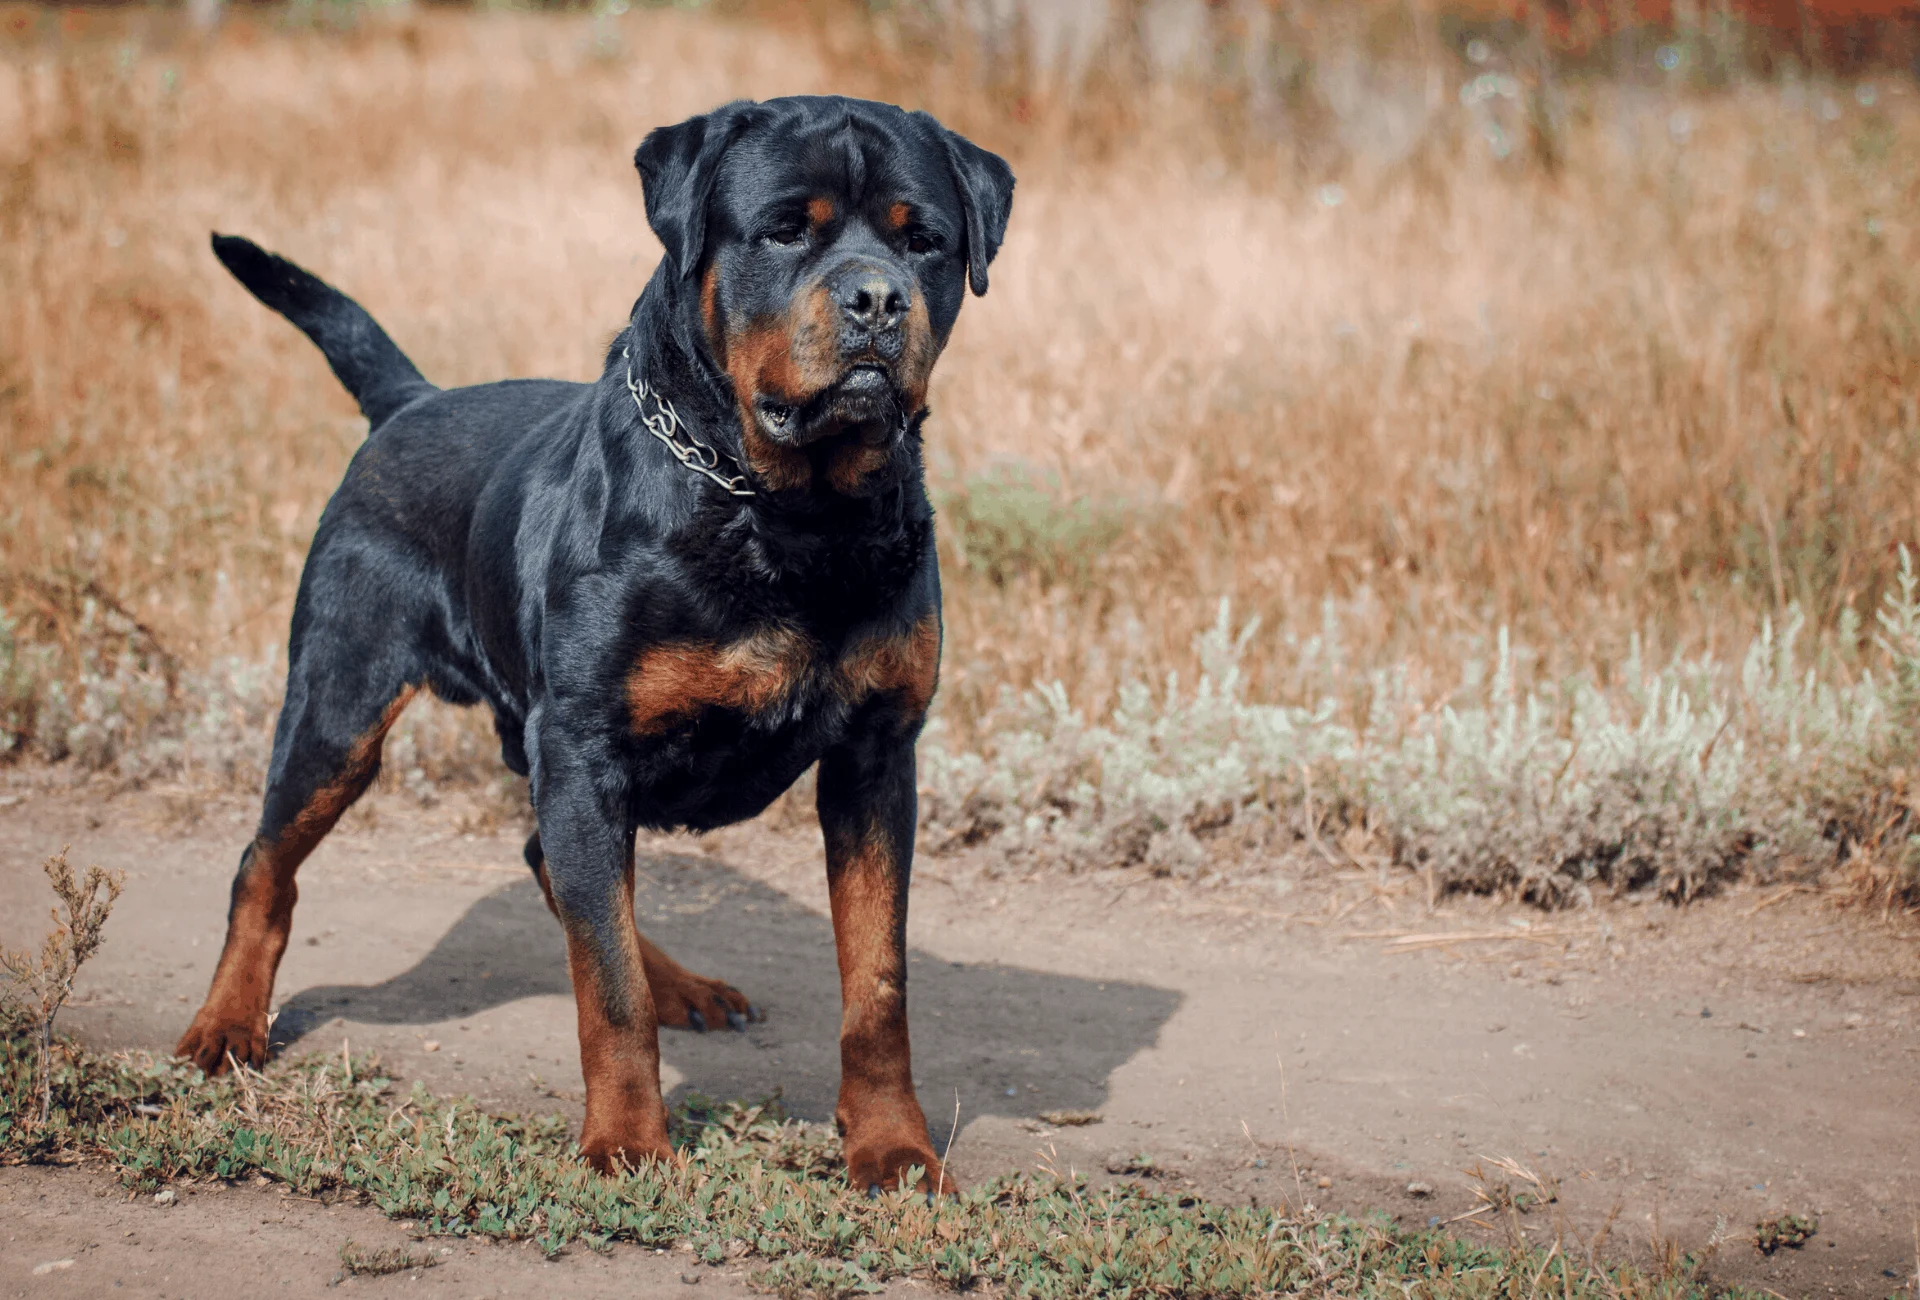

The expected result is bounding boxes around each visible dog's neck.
[614,264,926,506]
[614,266,745,471]
[605,264,933,603]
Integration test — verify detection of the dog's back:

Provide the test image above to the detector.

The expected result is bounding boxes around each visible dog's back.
[318,378,583,581]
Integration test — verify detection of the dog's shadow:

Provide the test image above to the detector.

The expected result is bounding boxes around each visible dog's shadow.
[272,852,1180,1133]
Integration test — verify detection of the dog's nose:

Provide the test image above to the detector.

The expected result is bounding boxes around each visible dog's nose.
[832,266,909,333]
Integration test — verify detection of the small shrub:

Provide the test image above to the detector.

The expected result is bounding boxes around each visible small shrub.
[922,564,1920,907]
[751,1256,885,1299]
[0,574,178,768]
[339,1240,440,1276]
[1753,1213,1817,1254]
[0,850,123,1129]
[935,465,1134,591]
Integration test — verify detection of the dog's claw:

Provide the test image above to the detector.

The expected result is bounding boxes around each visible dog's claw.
[749,1004,764,1023]
[726,1009,747,1032]
[687,1009,707,1033]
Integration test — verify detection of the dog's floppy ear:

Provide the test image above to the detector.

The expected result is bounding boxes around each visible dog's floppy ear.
[635,101,759,281]
[927,121,1015,297]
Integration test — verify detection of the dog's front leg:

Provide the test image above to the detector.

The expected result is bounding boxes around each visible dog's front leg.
[539,771,672,1173]
[817,733,944,1194]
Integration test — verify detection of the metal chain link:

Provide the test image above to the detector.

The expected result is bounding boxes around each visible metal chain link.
[622,348,754,498]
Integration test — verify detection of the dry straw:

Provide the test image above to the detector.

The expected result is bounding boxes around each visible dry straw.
[2,2,1916,902]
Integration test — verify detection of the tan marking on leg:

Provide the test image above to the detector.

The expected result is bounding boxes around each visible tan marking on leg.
[826,825,941,1192]
[177,686,417,1074]
[538,851,752,1031]
[533,861,559,918]
[562,866,672,1172]
[634,930,752,1030]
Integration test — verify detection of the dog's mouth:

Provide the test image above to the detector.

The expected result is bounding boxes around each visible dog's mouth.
[754,365,905,451]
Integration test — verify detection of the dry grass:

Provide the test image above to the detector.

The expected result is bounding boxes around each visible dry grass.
[0,848,121,1127]
[3,2,1919,895]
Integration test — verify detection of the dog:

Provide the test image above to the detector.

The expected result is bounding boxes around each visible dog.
[176,95,1014,1192]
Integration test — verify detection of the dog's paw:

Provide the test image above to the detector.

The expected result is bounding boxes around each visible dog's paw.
[844,1135,951,1197]
[175,1009,267,1076]
[652,967,759,1034]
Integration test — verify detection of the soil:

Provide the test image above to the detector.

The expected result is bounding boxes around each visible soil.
[4,766,1918,1299]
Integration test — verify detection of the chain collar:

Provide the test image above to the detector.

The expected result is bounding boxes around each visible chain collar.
[622,347,754,498]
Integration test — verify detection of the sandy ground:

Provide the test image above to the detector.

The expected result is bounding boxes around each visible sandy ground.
[3,766,1918,1299]
[0,1163,777,1300]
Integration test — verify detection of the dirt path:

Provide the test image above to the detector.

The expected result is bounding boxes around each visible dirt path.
[4,770,1918,1298]
[0,1163,772,1300]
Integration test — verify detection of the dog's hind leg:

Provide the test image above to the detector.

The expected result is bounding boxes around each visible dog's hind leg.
[524,830,756,1033]
[177,643,419,1075]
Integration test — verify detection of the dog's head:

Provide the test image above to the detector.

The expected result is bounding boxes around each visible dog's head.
[636,96,1014,496]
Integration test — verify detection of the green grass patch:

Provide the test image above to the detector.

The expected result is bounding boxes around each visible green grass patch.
[0,1012,1764,1298]
[935,464,1136,590]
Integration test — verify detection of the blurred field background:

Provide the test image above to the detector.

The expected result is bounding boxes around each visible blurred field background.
[4,0,1920,904]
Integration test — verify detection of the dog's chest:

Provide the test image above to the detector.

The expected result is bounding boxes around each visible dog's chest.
[624,616,938,741]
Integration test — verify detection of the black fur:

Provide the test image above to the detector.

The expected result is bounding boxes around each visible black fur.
[211,234,434,426]
[192,98,1014,1155]
[219,96,1012,837]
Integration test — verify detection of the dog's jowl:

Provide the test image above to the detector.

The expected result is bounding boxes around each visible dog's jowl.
[176,96,1014,1192]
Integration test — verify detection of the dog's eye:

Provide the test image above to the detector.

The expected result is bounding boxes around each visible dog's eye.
[764,226,807,248]
[906,231,940,255]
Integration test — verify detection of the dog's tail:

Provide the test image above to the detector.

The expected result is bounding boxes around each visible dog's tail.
[211,233,435,427]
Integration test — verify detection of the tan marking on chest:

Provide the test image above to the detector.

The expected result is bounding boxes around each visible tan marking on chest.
[826,437,895,496]
[838,613,941,719]
[625,616,940,738]
[626,628,813,736]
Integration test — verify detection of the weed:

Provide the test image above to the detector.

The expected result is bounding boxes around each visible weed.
[934,465,1134,592]
[923,570,1920,906]
[1753,1212,1818,1254]
[0,850,123,1128]
[1037,1108,1101,1127]
[338,1239,440,1275]
[1460,1154,1559,1251]
[751,1256,885,1299]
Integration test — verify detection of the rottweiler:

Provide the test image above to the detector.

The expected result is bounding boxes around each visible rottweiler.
[176,95,1014,1192]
